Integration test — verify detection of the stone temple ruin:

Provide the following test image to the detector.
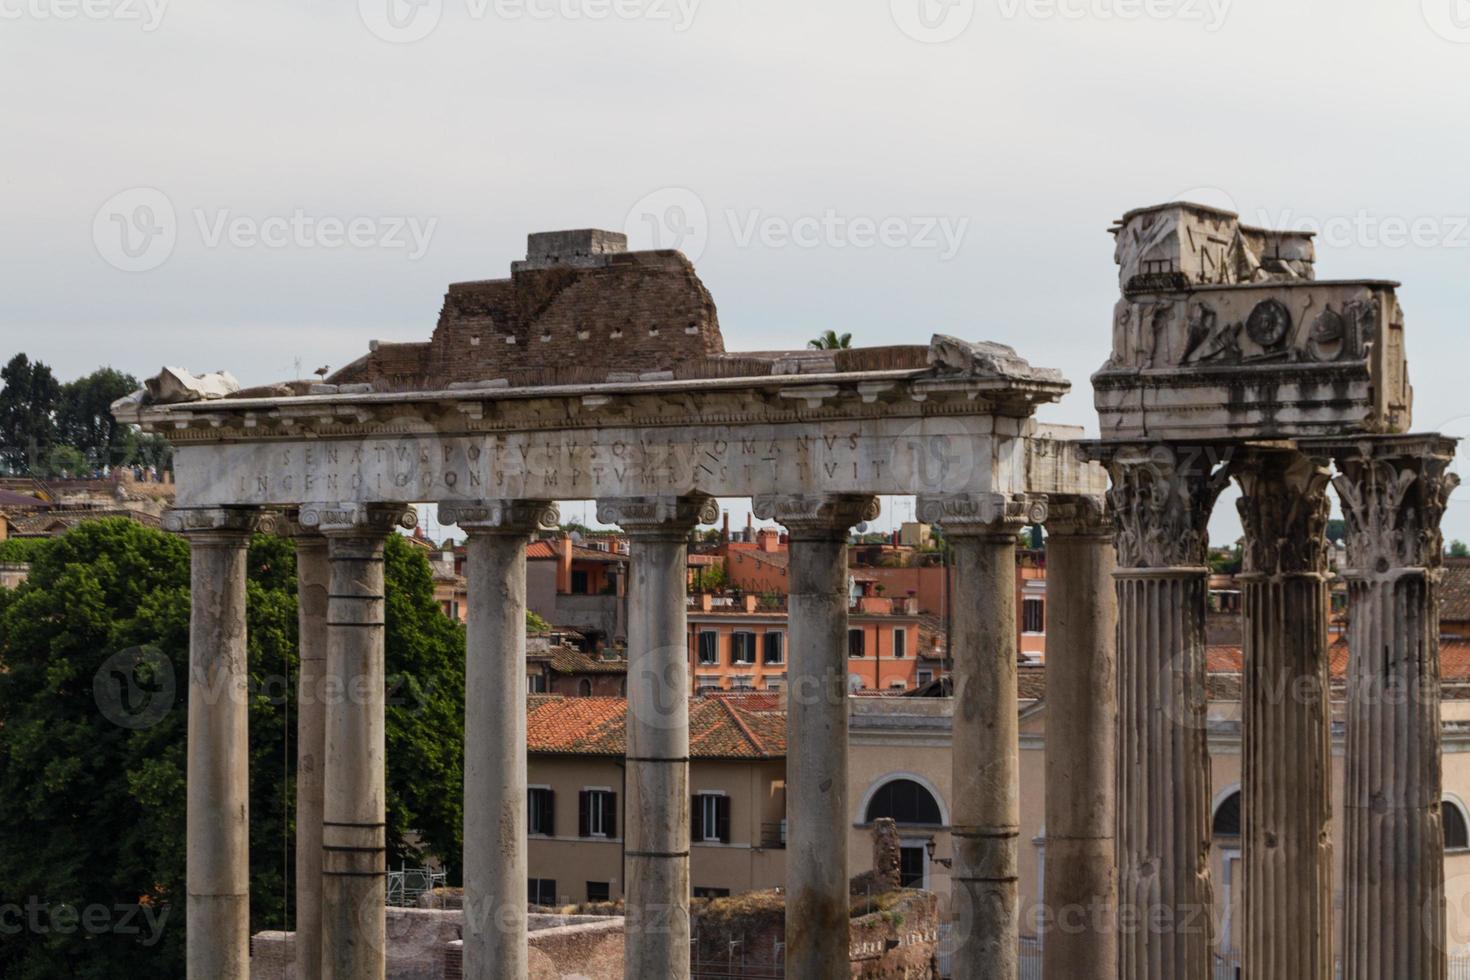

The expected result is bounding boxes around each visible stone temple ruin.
[114,204,1457,980]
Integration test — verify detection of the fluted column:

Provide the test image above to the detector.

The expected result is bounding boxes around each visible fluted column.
[1103,445,1226,980]
[166,507,272,980]
[918,493,1043,980]
[1329,436,1458,980]
[754,493,880,980]
[301,503,415,980]
[291,519,330,980]
[1041,495,1117,980]
[443,500,559,980]
[1233,451,1333,980]
[598,495,719,980]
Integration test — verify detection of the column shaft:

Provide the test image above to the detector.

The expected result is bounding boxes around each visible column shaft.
[181,520,254,980]
[295,531,330,980]
[1042,503,1118,980]
[1236,452,1333,980]
[319,525,391,980]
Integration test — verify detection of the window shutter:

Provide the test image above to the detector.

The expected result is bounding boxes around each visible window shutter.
[717,795,732,844]
[692,794,703,841]
[605,792,617,838]
[578,791,590,838]
[546,790,555,836]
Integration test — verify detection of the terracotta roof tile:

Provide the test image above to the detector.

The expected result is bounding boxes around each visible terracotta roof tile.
[528,694,785,759]
[1444,559,1470,623]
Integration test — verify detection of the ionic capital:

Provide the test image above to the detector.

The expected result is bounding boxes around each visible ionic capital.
[751,493,879,538]
[297,502,417,537]
[916,492,1045,538]
[1321,435,1459,579]
[597,494,719,536]
[1232,450,1333,578]
[1044,494,1112,539]
[440,500,559,536]
[163,507,278,540]
[1101,443,1229,570]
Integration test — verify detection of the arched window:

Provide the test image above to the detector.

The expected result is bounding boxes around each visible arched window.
[1445,800,1470,851]
[577,679,593,697]
[864,778,943,826]
[1212,790,1241,838]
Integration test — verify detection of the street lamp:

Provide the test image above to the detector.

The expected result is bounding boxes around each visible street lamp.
[925,838,951,869]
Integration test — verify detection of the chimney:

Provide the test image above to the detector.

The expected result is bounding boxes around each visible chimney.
[758,528,781,553]
[722,512,730,544]
[746,513,754,542]
[514,229,629,271]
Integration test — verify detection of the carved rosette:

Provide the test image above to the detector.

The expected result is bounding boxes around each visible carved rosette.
[914,492,1046,538]
[297,502,417,536]
[439,500,560,535]
[163,507,278,538]
[596,494,719,536]
[1329,437,1459,578]
[1233,451,1333,578]
[1103,445,1228,570]
[1040,494,1110,539]
[750,493,880,537]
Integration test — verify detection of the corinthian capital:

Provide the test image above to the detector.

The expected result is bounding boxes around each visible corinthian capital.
[1102,444,1230,570]
[597,495,719,535]
[751,493,879,537]
[1233,451,1332,578]
[440,499,560,535]
[1326,436,1459,578]
[915,492,1047,537]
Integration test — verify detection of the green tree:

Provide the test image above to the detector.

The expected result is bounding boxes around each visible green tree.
[0,354,61,474]
[0,522,466,979]
[807,330,852,350]
[55,368,144,470]
[1450,540,1470,558]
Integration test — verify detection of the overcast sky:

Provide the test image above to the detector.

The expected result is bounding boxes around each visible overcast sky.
[3,0,1469,541]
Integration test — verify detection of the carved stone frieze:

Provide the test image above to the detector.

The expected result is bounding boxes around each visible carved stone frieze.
[439,499,559,534]
[1102,445,1229,570]
[1043,494,1111,538]
[297,502,417,536]
[596,495,719,534]
[1233,451,1333,577]
[163,507,278,537]
[1325,437,1459,577]
[915,492,1047,536]
[751,493,879,534]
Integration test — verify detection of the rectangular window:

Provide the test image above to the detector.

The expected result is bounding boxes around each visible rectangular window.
[571,570,590,594]
[528,787,555,836]
[698,630,720,665]
[763,631,784,665]
[578,789,617,838]
[1023,598,1045,634]
[917,670,933,686]
[892,628,907,659]
[764,677,785,691]
[731,631,756,664]
[696,674,722,693]
[585,881,610,903]
[528,878,557,906]
[731,675,754,691]
[693,793,732,843]
[848,628,866,658]
[528,673,547,694]
[693,887,731,899]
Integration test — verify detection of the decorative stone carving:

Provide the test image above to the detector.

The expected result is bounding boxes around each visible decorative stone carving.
[297,502,417,535]
[1181,301,1240,365]
[163,507,277,536]
[1233,451,1333,577]
[1245,298,1292,350]
[1102,445,1229,569]
[597,495,719,533]
[751,493,879,534]
[1327,436,1459,577]
[439,499,559,533]
[915,492,1046,536]
[1044,494,1110,538]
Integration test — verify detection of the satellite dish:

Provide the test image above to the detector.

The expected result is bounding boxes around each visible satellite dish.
[569,531,583,543]
[855,522,869,534]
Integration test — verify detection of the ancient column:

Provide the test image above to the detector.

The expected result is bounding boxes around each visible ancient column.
[291,519,331,980]
[753,493,879,980]
[442,500,559,980]
[302,503,413,980]
[598,495,718,980]
[1103,445,1225,980]
[1233,451,1333,980]
[1041,495,1117,980]
[166,507,270,980]
[919,493,1041,980]
[1330,436,1458,980]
